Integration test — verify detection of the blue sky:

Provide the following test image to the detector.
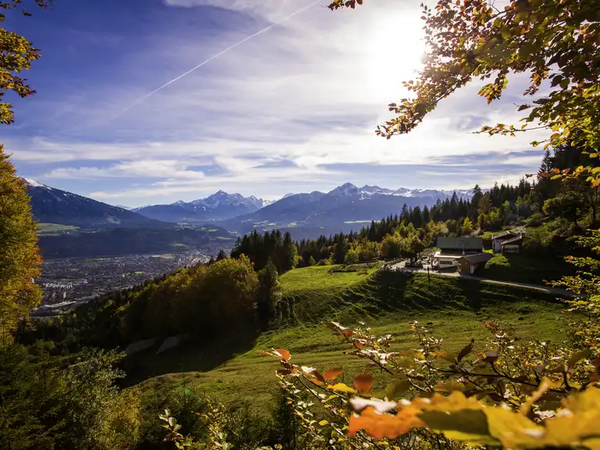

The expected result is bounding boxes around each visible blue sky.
[4,0,549,206]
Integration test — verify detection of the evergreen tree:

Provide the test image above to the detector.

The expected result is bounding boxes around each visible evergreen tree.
[334,233,347,264]
[0,146,42,343]
[216,249,228,261]
[307,255,316,266]
[281,232,297,273]
[257,259,281,330]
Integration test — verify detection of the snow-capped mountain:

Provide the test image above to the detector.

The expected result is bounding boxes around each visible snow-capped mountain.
[325,183,471,201]
[23,179,163,228]
[222,183,474,239]
[133,191,268,223]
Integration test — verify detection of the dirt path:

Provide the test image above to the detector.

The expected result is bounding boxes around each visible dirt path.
[388,262,574,297]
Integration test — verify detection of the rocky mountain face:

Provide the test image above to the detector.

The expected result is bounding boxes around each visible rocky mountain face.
[133,190,268,223]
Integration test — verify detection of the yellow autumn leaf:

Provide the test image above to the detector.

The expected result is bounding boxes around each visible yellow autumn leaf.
[327,383,356,394]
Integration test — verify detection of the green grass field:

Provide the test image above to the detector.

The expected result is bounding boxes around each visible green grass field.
[481,253,574,285]
[37,223,79,234]
[131,266,572,409]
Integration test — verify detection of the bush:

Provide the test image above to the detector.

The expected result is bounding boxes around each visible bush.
[344,249,359,265]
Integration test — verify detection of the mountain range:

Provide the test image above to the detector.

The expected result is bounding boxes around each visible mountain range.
[220,183,472,237]
[24,179,163,229]
[25,179,473,240]
[132,190,269,223]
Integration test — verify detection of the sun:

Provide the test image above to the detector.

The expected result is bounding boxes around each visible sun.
[362,12,426,102]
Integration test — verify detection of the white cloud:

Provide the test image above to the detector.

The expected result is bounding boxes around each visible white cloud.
[7,0,551,205]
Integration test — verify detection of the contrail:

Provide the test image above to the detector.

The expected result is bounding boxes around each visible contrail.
[106,0,321,122]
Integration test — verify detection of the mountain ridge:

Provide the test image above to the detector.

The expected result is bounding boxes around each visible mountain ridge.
[220,183,474,238]
[24,178,166,229]
[132,190,269,223]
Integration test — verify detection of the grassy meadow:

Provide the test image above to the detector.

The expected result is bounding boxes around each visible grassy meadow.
[131,265,572,409]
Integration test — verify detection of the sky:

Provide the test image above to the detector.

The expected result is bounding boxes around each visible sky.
[3,0,550,207]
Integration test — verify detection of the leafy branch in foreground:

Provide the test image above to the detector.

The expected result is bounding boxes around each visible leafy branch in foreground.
[329,0,600,184]
[261,317,600,449]
[0,0,49,124]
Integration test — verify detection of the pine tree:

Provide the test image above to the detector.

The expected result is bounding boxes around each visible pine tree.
[334,233,347,264]
[257,259,281,330]
[216,249,228,261]
[281,232,297,273]
[308,255,316,266]
[0,146,42,343]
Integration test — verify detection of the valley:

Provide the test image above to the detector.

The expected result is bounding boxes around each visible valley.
[34,250,209,315]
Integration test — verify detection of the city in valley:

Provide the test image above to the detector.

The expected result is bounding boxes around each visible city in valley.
[34,251,210,316]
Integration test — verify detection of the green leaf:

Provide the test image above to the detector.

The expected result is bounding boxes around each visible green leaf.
[419,410,495,444]
[457,339,474,363]
[567,349,592,372]
[386,378,411,399]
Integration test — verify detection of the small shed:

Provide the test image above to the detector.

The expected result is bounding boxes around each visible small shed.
[500,235,523,253]
[458,253,494,275]
[492,231,523,253]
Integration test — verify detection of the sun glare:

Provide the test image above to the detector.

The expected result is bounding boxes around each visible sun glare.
[363,13,426,102]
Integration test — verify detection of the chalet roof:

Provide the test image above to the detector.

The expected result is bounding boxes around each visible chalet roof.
[493,230,513,239]
[458,253,494,265]
[500,235,523,245]
[492,230,521,241]
[436,236,483,251]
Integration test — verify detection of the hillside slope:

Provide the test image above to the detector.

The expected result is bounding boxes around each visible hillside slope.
[25,179,164,229]
[130,267,569,406]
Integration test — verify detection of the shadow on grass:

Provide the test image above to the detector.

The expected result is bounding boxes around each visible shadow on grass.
[361,270,560,314]
[121,327,260,387]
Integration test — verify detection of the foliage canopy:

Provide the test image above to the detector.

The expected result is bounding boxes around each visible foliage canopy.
[329,0,600,182]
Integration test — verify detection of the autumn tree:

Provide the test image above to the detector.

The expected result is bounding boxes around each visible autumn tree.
[344,248,359,265]
[462,217,474,235]
[1,0,48,124]
[0,150,42,342]
[0,0,48,343]
[379,234,402,259]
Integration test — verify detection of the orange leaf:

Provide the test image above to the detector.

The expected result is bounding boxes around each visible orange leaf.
[354,373,374,394]
[274,349,291,362]
[342,328,354,337]
[348,406,425,440]
[323,368,344,382]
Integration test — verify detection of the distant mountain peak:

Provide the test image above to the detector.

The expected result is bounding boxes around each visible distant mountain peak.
[328,183,359,196]
[23,178,48,188]
[135,190,268,223]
